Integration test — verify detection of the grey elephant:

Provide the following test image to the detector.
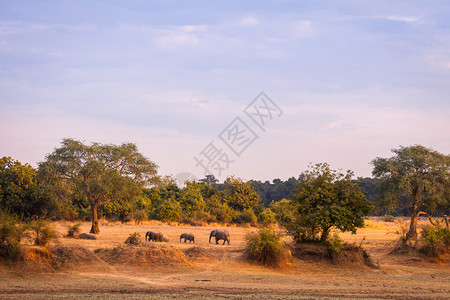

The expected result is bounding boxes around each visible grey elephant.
[145,231,154,241]
[180,233,195,243]
[209,229,230,245]
[146,231,169,242]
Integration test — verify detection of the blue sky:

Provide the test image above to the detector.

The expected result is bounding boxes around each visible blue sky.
[1,0,449,181]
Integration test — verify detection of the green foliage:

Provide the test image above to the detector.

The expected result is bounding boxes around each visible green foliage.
[181,181,207,220]
[258,208,276,227]
[245,228,290,267]
[125,232,141,245]
[29,217,57,246]
[100,201,133,223]
[0,211,26,259]
[205,193,235,223]
[224,176,260,211]
[132,209,148,225]
[38,138,159,234]
[0,157,59,219]
[234,208,257,225]
[284,163,373,243]
[419,226,450,258]
[372,145,450,240]
[250,177,300,207]
[271,199,300,238]
[66,223,81,237]
[156,196,182,222]
[327,233,344,255]
[142,188,162,208]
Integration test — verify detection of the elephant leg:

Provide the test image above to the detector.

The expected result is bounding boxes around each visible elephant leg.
[223,240,225,245]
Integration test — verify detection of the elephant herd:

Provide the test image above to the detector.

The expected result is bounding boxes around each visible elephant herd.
[144,229,230,245]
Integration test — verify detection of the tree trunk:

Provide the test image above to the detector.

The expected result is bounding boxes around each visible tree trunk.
[405,210,418,241]
[89,201,100,234]
[320,226,331,243]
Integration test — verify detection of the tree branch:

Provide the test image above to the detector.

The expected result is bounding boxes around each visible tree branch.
[418,211,449,228]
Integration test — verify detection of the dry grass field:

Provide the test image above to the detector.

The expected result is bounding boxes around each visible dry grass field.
[0,217,449,299]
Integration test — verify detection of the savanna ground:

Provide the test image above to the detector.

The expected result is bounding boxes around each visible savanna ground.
[0,218,449,299]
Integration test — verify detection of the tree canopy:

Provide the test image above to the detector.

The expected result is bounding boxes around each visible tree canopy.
[0,157,60,219]
[372,145,449,240]
[279,163,373,242]
[38,138,159,233]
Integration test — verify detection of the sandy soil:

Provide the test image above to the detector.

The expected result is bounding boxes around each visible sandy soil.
[0,218,448,299]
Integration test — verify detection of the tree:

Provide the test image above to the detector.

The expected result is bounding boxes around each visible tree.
[0,157,56,218]
[38,138,158,233]
[289,163,373,242]
[181,181,206,220]
[224,176,260,211]
[372,145,449,240]
[199,174,218,185]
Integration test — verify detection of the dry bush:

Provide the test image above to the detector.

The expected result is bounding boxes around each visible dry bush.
[0,211,27,259]
[66,223,81,238]
[245,228,292,267]
[125,232,141,245]
[29,218,57,246]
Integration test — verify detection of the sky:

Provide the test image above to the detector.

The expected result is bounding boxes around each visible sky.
[1,0,449,183]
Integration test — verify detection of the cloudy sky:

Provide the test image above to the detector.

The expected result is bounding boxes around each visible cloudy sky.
[1,0,449,182]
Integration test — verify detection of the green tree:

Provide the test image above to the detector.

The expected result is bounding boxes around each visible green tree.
[181,181,206,220]
[38,138,158,234]
[372,145,449,240]
[224,176,260,211]
[156,196,182,221]
[205,193,235,223]
[289,163,373,242]
[0,157,56,218]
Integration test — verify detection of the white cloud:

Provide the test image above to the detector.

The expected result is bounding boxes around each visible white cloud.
[384,15,419,23]
[241,16,259,26]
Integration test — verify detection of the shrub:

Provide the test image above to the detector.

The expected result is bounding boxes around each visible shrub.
[0,211,27,259]
[382,215,395,222]
[30,217,57,246]
[258,209,276,227]
[234,208,257,225]
[327,233,344,255]
[125,232,141,245]
[419,226,450,258]
[245,228,290,267]
[66,223,81,238]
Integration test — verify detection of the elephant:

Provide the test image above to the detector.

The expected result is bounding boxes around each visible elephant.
[146,231,169,242]
[180,233,195,243]
[145,231,155,241]
[209,229,230,245]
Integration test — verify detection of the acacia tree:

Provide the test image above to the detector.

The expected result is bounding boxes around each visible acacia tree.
[288,163,373,242]
[38,138,158,233]
[372,145,449,240]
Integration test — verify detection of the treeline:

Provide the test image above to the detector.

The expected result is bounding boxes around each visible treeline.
[0,153,272,227]
[1,140,448,241]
